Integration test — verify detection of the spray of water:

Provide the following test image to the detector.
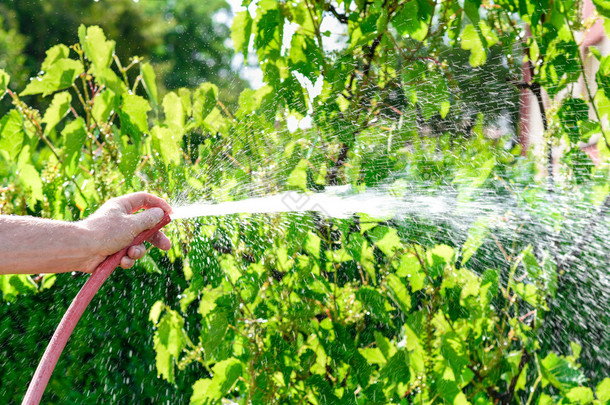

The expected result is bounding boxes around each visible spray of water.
[170,182,610,376]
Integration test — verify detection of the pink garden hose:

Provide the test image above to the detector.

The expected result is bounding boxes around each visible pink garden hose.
[22,212,172,405]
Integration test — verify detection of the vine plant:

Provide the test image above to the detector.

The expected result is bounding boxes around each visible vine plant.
[0,0,610,403]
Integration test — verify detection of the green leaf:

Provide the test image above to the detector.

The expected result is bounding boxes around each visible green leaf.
[42,91,72,135]
[178,88,192,117]
[193,82,218,126]
[368,226,402,257]
[1,274,37,302]
[396,253,425,292]
[593,0,610,19]
[119,94,151,140]
[152,126,182,166]
[20,59,84,97]
[189,379,212,405]
[386,274,411,314]
[374,331,397,360]
[566,387,594,404]
[596,378,610,403]
[198,287,224,318]
[231,10,253,56]
[149,301,164,324]
[427,245,454,279]
[304,231,321,259]
[347,233,376,281]
[0,110,25,160]
[92,90,116,123]
[163,92,185,135]
[359,347,386,365]
[464,0,481,24]
[357,286,392,324]
[540,352,586,392]
[17,146,43,204]
[153,308,185,383]
[510,282,539,307]
[203,107,230,134]
[190,359,243,404]
[41,44,70,72]
[118,135,139,181]
[78,25,115,69]
[287,159,308,190]
[461,217,491,265]
[41,274,56,290]
[202,311,229,359]
[415,68,449,120]
[0,69,9,98]
[18,165,43,203]
[325,248,353,263]
[393,0,429,41]
[558,98,590,143]
[461,24,486,67]
[94,66,126,94]
[62,118,88,176]
[140,62,158,107]
[289,34,322,83]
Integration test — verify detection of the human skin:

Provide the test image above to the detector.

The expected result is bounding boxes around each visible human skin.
[0,192,172,275]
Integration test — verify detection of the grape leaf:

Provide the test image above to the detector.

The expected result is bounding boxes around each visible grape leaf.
[0,110,24,160]
[140,62,158,108]
[20,59,84,97]
[42,91,72,135]
[0,69,9,98]
[231,10,253,56]
[78,25,115,69]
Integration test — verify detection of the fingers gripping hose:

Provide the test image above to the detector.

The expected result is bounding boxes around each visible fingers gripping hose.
[22,212,172,405]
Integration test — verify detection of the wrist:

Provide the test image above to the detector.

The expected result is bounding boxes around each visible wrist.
[77,217,107,257]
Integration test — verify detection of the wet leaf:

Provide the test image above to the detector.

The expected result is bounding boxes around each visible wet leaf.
[20,58,84,97]
[0,110,24,160]
[42,91,72,135]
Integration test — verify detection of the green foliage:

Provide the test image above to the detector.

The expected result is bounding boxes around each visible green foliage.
[1,0,610,401]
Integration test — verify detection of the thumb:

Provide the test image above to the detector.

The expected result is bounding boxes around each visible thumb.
[130,207,165,234]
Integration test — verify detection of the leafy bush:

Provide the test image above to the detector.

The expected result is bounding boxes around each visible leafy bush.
[1,0,610,402]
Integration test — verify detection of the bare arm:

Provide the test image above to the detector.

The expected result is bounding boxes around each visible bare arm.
[0,192,172,275]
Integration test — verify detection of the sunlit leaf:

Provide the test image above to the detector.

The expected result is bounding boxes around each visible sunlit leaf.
[140,62,158,108]
[596,378,610,403]
[461,217,491,265]
[42,91,72,135]
[92,90,116,123]
[386,274,411,314]
[40,44,70,72]
[119,94,151,141]
[231,11,253,56]
[62,117,88,176]
[0,69,9,98]
[461,24,486,67]
[0,110,24,160]
[163,92,185,136]
[78,25,115,69]
[368,226,402,257]
[540,352,586,392]
[20,59,84,97]
[193,82,218,126]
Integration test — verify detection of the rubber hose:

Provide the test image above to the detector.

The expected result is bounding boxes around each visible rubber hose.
[22,212,172,405]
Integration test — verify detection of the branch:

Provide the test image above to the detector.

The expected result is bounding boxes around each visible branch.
[328,3,348,24]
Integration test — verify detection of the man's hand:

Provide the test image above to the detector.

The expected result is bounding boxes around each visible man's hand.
[0,192,172,275]
[82,192,172,271]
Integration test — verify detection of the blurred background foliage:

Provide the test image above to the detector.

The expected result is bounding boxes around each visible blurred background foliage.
[0,0,246,112]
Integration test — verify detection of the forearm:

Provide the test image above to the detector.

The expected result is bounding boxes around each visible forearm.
[0,215,101,275]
